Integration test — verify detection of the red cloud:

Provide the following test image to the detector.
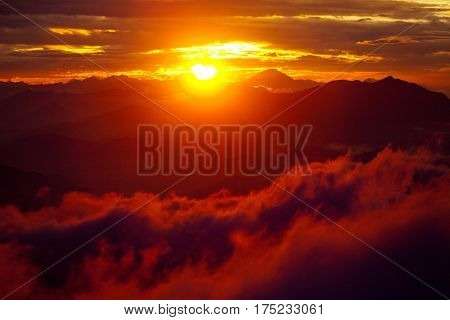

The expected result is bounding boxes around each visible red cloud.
[1,147,449,299]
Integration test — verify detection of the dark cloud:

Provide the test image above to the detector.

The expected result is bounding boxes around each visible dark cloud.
[0,147,449,299]
[0,0,445,18]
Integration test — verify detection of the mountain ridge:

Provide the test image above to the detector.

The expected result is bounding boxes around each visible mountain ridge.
[0,71,449,196]
[1,71,449,98]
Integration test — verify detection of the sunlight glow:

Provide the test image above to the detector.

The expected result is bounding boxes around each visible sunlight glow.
[146,41,382,64]
[191,63,217,80]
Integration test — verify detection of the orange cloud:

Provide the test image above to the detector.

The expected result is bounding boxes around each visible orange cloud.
[13,45,104,54]
[147,41,383,63]
[357,36,420,45]
[49,28,117,36]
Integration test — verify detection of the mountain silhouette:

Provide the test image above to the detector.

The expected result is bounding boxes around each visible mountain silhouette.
[0,81,29,100]
[245,69,321,92]
[0,73,449,196]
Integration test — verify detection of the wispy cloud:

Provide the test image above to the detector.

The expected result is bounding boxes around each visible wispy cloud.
[48,27,116,36]
[357,35,420,45]
[13,45,104,54]
[146,41,383,63]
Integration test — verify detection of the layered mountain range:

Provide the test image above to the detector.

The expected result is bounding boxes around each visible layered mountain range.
[0,71,449,207]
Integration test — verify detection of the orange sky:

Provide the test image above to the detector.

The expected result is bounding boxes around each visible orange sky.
[0,0,449,93]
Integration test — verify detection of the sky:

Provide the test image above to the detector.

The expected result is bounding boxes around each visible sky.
[0,0,449,93]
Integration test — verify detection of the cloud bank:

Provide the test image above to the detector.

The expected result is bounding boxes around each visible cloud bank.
[0,147,449,299]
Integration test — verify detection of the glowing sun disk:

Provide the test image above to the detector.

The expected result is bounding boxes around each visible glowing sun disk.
[191,63,217,80]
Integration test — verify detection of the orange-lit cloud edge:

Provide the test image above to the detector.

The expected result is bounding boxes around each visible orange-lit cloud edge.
[1,147,449,298]
[0,0,449,93]
[6,40,384,80]
[2,36,448,94]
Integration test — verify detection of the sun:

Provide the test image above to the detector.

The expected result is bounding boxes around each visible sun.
[191,63,217,80]
[181,62,226,96]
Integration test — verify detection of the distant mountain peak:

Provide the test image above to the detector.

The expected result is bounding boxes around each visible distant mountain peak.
[254,69,294,81]
[375,76,417,87]
[246,69,320,92]
[364,78,378,83]
[380,75,395,81]
[363,76,397,84]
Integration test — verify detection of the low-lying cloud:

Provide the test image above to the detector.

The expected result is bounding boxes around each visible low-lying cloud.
[0,147,449,299]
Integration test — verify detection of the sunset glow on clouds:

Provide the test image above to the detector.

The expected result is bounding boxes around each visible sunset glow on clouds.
[148,41,383,63]
[12,44,105,54]
[0,0,449,304]
[49,27,117,36]
[0,148,449,299]
[0,0,449,93]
